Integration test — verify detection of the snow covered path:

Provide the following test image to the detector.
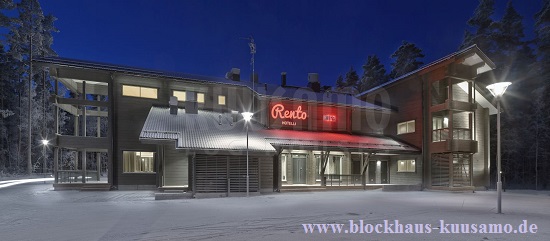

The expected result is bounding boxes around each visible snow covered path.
[0,178,53,189]
[0,183,549,241]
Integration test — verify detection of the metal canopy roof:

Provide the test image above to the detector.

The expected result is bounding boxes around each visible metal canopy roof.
[140,107,276,153]
[140,107,419,154]
[261,129,419,153]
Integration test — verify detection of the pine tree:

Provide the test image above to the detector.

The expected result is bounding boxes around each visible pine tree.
[534,0,550,189]
[344,66,359,89]
[4,0,57,174]
[535,0,550,76]
[335,75,345,90]
[359,55,388,93]
[460,0,497,53]
[389,41,424,79]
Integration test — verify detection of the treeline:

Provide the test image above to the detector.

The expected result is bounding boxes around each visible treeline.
[335,0,550,189]
[0,0,58,175]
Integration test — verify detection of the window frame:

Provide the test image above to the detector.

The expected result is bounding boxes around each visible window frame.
[172,90,187,102]
[122,151,156,174]
[218,95,226,105]
[122,85,158,99]
[397,160,416,173]
[397,120,415,135]
[281,154,287,181]
[197,93,205,104]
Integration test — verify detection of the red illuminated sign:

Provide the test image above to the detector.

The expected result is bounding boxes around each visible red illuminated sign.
[323,115,336,122]
[269,102,309,129]
[271,104,308,120]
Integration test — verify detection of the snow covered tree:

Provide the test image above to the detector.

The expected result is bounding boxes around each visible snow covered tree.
[2,0,58,174]
[389,41,424,79]
[460,0,497,53]
[359,55,388,93]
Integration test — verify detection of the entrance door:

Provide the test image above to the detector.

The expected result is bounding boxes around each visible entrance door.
[292,154,307,184]
[380,161,388,184]
[368,160,388,184]
[368,161,377,184]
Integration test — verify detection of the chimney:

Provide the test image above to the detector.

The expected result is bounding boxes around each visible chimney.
[169,96,178,115]
[225,68,240,81]
[281,72,287,87]
[231,110,239,124]
[185,92,198,114]
[307,73,321,92]
[308,73,319,83]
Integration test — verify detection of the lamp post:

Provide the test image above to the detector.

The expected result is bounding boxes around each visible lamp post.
[41,139,49,179]
[486,82,511,214]
[242,112,253,197]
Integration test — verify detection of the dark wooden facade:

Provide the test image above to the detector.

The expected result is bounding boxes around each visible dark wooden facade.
[358,47,495,190]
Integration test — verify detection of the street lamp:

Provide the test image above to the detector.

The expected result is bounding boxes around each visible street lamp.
[242,112,253,197]
[41,139,49,179]
[486,81,511,214]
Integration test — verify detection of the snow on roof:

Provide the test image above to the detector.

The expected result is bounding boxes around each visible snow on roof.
[140,106,419,153]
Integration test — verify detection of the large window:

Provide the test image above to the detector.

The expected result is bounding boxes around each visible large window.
[316,155,342,180]
[123,151,155,173]
[397,120,415,134]
[173,90,186,102]
[122,85,158,99]
[397,160,415,172]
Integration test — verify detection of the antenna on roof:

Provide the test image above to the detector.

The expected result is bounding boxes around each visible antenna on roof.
[240,35,256,112]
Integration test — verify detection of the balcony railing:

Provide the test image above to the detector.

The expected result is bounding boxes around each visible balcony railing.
[432,128,472,142]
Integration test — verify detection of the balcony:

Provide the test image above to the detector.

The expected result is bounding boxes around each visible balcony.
[431,100,476,113]
[431,128,477,153]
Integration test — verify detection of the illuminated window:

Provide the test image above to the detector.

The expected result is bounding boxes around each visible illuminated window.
[122,85,157,99]
[173,90,186,102]
[397,120,415,134]
[397,160,415,172]
[315,155,342,180]
[218,95,226,105]
[281,154,287,181]
[123,151,155,173]
[197,93,205,103]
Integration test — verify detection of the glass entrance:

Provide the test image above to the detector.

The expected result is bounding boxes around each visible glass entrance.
[292,154,307,184]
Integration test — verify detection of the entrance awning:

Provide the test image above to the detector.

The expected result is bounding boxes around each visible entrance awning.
[260,129,419,153]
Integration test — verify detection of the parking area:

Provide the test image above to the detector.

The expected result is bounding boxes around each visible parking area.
[0,182,549,241]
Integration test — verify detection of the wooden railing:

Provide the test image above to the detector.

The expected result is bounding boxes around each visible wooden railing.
[432,128,471,142]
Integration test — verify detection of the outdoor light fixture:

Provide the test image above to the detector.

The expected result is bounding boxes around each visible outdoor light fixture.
[41,139,49,145]
[486,81,511,214]
[242,112,253,197]
[242,112,253,122]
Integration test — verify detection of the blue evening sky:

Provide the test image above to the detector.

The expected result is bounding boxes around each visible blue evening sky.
[39,0,540,87]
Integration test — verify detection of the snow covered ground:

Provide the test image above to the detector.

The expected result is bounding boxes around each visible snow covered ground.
[0,183,549,241]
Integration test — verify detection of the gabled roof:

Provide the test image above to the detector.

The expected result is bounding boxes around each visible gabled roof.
[35,56,387,111]
[355,45,496,97]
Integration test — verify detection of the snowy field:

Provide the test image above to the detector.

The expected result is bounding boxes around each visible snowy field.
[1,182,549,241]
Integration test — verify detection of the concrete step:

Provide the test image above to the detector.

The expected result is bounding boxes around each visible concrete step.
[80,184,111,191]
